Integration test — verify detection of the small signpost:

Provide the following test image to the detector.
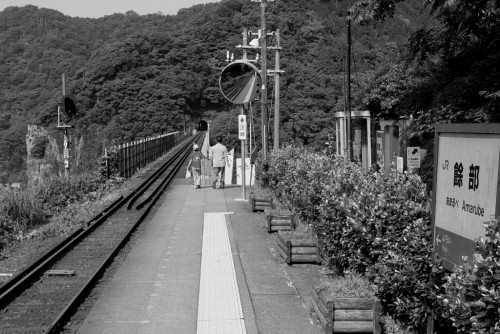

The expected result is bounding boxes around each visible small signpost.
[407,146,421,169]
[238,115,247,140]
[432,124,500,271]
[238,114,247,198]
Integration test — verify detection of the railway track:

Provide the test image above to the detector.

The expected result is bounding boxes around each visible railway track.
[0,132,204,334]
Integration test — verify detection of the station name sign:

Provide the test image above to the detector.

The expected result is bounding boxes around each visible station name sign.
[432,124,500,270]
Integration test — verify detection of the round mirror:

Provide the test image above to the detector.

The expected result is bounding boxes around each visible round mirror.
[219,60,262,105]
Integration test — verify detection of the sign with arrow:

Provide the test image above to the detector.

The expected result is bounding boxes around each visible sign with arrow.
[407,146,420,168]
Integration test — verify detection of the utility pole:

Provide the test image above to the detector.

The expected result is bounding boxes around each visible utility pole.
[260,0,268,160]
[236,1,281,158]
[273,29,281,150]
[346,16,352,161]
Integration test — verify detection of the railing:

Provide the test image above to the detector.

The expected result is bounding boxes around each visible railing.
[105,131,193,178]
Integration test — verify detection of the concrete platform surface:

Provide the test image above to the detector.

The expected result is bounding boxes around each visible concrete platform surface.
[77,177,325,334]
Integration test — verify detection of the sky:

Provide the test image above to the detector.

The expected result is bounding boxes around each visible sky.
[0,0,222,18]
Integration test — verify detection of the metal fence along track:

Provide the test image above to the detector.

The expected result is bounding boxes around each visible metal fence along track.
[0,132,204,334]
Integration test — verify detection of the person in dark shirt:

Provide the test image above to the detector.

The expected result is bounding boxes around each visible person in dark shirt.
[187,144,205,189]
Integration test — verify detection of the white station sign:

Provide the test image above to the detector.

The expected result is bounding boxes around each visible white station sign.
[238,115,247,140]
[433,125,500,270]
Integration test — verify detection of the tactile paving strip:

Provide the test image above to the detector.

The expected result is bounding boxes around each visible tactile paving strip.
[197,212,246,334]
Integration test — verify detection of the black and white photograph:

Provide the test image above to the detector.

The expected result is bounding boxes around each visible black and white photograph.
[0,0,499,333]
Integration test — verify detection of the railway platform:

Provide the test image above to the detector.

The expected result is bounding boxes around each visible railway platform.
[76,172,325,333]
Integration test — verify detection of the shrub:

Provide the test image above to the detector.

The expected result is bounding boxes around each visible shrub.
[318,272,375,298]
[0,188,45,231]
[33,172,105,213]
[0,212,16,253]
[260,146,500,333]
[255,150,270,188]
[368,217,449,331]
[438,219,500,333]
[260,146,446,332]
[265,146,339,228]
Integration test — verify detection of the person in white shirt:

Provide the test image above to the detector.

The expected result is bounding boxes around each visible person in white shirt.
[209,136,229,189]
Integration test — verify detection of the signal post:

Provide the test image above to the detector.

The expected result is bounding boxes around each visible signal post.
[57,73,77,179]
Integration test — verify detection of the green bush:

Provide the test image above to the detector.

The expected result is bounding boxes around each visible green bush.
[318,272,375,298]
[0,211,18,253]
[266,146,330,225]
[438,219,500,333]
[255,150,270,188]
[33,172,106,213]
[260,147,456,332]
[261,146,500,333]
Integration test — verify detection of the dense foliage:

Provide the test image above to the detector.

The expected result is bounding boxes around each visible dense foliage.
[352,0,500,136]
[1,0,498,189]
[0,0,434,183]
[260,146,500,333]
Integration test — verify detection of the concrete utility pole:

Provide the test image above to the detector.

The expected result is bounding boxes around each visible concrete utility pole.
[346,16,352,161]
[273,29,281,150]
[260,0,268,160]
[239,1,281,158]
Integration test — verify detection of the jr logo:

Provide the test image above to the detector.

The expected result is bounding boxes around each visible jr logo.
[442,160,449,170]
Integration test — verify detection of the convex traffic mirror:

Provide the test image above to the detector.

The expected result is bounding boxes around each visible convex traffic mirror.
[219,60,262,105]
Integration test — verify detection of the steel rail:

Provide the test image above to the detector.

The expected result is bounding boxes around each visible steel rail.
[126,135,198,210]
[45,132,204,333]
[0,132,204,333]
[45,133,204,333]
[0,195,124,304]
[0,134,199,302]
[135,135,197,210]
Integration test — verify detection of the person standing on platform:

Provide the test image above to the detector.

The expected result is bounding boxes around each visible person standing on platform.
[209,136,229,189]
[187,144,205,189]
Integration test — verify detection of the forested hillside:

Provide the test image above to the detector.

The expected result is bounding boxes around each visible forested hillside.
[1,0,497,184]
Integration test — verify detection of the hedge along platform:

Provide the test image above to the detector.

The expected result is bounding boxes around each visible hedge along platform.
[249,195,273,212]
[266,214,295,233]
[311,286,382,334]
[276,231,321,265]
